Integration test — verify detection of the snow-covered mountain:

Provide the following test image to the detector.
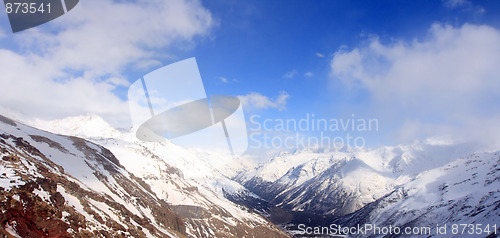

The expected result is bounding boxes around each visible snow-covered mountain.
[336,151,500,237]
[236,138,499,236]
[32,114,264,211]
[0,115,185,237]
[0,114,288,237]
[238,141,478,215]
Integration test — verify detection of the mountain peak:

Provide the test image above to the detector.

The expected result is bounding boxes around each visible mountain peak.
[32,114,122,139]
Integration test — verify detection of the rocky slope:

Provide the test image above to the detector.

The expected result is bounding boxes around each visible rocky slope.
[0,115,288,237]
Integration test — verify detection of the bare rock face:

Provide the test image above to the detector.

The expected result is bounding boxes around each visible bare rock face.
[1,179,72,238]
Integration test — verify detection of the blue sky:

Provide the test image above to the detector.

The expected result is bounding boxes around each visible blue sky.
[181,0,500,149]
[0,0,500,151]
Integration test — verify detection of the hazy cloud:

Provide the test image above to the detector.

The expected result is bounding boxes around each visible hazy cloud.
[220,77,229,83]
[219,76,238,83]
[239,91,290,111]
[330,23,500,147]
[283,69,298,79]
[443,0,470,8]
[442,0,485,14]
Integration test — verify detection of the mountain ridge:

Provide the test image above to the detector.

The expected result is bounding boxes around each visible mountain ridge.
[0,114,288,237]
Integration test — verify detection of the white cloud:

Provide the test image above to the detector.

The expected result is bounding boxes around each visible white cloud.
[219,76,238,83]
[0,0,214,127]
[283,69,298,79]
[315,52,325,58]
[239,91,290,111]
[442,0,485,14]
[443,0,470,8]
[304,72,313,77]
[330,23,500,147]
[134,59,163,71]
[106,77,130,87]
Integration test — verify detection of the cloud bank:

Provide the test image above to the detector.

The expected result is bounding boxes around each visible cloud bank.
[330,23,500,148]
[0,0,214,127]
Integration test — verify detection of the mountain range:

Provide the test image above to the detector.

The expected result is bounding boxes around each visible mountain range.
[1,114,499,237]
[0,114,287,237]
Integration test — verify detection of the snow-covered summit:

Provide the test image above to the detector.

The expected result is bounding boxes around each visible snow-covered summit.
[33,113,124,139]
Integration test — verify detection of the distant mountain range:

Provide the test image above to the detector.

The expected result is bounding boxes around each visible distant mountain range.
[236,138,499,237]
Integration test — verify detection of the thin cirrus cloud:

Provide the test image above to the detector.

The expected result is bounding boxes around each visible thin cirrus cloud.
[283,69,298,79]
[442,0,470,8]
[442,0,485,13]
[220,77,229,83]
[219,77,238,83]
[0,0,215,127]
[238,91,290,111]
[330,23,500,147]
